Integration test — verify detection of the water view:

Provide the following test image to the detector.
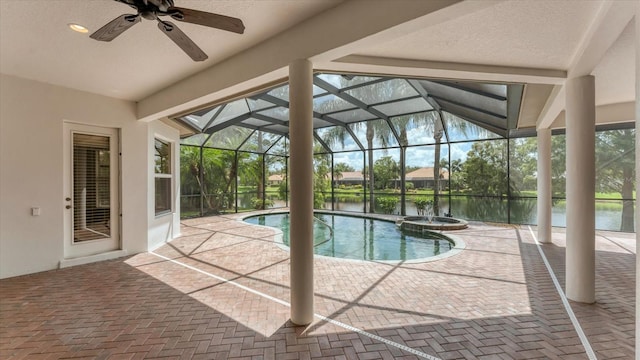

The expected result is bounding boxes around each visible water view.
[265,198,634,232]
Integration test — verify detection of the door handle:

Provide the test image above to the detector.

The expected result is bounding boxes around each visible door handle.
[65,197,71,201]
[65,205,72,209]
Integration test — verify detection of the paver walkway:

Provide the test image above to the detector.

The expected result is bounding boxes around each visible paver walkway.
[1,210,635,359]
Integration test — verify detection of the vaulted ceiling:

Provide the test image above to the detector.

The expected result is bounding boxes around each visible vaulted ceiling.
[1,0,636,131]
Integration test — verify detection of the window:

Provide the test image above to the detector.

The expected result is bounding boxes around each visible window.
[155,138,172,215]
[96,149,110,208]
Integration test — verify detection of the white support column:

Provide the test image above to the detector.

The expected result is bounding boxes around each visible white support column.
[289,59,314,325]
[634,5,639,359]
[536,127,552,243]
[565,75,596,303]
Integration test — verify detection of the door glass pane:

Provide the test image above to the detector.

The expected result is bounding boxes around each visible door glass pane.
[73,133,111,242]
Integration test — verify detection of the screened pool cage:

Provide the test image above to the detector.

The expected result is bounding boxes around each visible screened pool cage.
[174,73,636,232]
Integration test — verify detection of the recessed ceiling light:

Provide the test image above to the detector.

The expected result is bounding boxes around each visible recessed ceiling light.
[68,23,89,34]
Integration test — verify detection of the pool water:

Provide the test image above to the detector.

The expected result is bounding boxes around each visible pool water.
[244,212,455,261]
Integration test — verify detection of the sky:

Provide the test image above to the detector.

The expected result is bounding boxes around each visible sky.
[330,142,474,171]
[312,113,499,170]
[328,124,475,170]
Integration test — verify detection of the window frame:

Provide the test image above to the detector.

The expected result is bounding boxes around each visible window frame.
[154,138,173,217]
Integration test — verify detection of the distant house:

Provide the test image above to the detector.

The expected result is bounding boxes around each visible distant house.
[333,169,449,189]
[404,167,450,189]
[268,174,285,186]
[334,171,364,186]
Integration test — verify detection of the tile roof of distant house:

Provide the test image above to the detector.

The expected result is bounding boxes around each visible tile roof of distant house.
[405,167,449,180]
[338,171,364,180]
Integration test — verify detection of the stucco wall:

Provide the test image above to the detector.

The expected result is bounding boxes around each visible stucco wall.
[0,74,162,278]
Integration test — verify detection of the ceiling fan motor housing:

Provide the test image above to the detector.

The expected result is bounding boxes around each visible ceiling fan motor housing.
[145,0,174,12]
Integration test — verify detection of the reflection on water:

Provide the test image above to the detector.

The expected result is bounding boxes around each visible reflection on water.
[245,213,454,261]
[269,197,634,232]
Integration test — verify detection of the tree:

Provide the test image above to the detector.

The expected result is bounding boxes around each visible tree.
[551,135,566,197]
[449,159,463,173]
[441,113,501,197]
[449,158,466,192]
[373,156,400,190]
[432,116,445,214]
[393,113,420,214]
[179,126,260,214]
[319,77,417,213]
[509,138,538,193]
[462,140,510,196]
[322,120,394,212]
[394,111,444,214]
[439,158,449,172]
[595,129,635,231]
[180,146,205,211]
[362,121,393,211]
[333,162,355,182]
[313,150,331,209]
[239,153,267,208]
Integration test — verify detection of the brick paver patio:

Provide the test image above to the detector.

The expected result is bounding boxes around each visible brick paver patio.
[1,210,635,359]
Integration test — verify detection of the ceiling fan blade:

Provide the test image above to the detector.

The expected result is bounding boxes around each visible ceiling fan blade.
[157,21,208,61]
[90,14,141,41]
[168,7,245,34]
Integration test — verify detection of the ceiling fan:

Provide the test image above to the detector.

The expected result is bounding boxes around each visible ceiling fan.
[90,0,245,61]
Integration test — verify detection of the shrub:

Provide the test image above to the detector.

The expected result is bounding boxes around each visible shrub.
[313,191,325,209]
[414,198,433,216]
[376,196,398,214]
[278,181,287,200]
[405,182,415,190]
[251,197,274,210]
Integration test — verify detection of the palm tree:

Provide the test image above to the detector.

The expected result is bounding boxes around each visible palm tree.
[180,145,206,212]
[181,145,238,213]
[193,126,253,212]
[322,120,393,212]
[393,111,444,214]
[317,78,402,213]
[317,76,490,215]
[332,162,354,186]
[433,111,494,215]
[433,116,444,215]
[391,113,421,215]
[362,120,393,212]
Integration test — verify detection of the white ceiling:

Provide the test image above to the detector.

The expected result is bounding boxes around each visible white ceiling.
[356,0,603,70]
[0,0,342,101]
[0,0,636,128]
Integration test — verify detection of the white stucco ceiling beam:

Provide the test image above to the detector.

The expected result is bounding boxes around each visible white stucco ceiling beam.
[536,85,565,130]
[536,0,635,129]
[551,101,636,128]
[137,0,503,122]
[321,55,567,84]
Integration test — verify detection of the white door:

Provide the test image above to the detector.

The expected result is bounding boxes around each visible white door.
[63,123,120,259]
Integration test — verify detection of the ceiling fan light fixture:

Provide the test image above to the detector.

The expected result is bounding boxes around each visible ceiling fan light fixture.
[68,23,89,33]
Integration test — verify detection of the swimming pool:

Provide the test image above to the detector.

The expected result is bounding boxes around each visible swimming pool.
[243,212,463,262]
